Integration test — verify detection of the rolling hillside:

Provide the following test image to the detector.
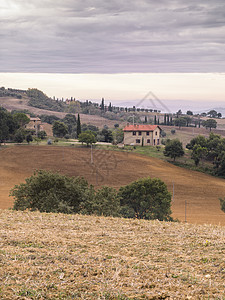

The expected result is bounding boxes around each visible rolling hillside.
[0,96,126,128]
[0,145,225,225]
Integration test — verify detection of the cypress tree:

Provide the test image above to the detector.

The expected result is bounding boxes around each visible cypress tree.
[154,115,157,125]
[167,115,170,126]
[77,114,81,137]
[164,114,166,125]
[101,98,105,111]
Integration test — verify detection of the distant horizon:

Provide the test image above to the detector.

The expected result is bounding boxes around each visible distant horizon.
[1,72,225,113]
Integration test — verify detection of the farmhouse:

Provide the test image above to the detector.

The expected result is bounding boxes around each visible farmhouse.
[25,116,43,134]
[123,124,161,146]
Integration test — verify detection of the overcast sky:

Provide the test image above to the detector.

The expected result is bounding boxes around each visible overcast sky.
[1,0,225,73]
[0,0,225,109]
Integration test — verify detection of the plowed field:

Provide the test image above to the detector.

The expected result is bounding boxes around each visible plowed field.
[0,145,225,225]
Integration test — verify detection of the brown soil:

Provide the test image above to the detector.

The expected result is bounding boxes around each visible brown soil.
[1,145,225,225]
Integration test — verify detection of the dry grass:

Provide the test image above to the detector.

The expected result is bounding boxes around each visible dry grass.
[0,210,225,299]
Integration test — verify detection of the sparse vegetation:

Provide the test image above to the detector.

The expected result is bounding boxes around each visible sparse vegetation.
[0,210,224,299]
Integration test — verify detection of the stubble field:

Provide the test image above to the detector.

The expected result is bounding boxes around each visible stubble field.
[0,210,225,299]
[0,145,225,225]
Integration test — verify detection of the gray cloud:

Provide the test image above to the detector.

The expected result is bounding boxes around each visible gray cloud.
[0,0,225,73]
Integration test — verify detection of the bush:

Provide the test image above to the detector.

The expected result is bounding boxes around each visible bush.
[11,171,173,222]
[11,170,93,213]
[37,131,47,140]
[118,177,172,221]
[171,129,176,135]
[161,130,166,137]
[80,186,120,217]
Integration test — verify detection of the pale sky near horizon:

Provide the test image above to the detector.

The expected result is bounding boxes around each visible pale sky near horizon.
[1,1,225,111]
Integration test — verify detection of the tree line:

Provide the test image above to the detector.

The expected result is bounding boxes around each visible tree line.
[11,170,173,222]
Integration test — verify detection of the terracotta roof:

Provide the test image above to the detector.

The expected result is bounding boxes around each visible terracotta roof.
[123,125,160,132]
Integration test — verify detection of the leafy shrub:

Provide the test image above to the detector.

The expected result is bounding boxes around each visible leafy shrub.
[118,177,172,221]
[11,170,93,213]
[11,171,173,221]
[80,186,120,217]
[171,129,176,135]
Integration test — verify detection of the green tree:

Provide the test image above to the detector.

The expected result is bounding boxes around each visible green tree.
[100,128,113,143]
[202,119,217,131]
[66,101,81,114]
[77,113,81,137]
[11,170,92,213]
[13,113,30,127]
[14,128,25,143]
[191,145,208,166]
[174,117,187,129]
[113,128,124,144]
[186,110,193,115]
[119,177,172,221]
[26,133,33,144]
[186,135,207,150]
[62,114,77,135]
[0,108,17,142]
[163,139,184,161]
[52,121,68,138]
[37,130,47,140]
[40,115,60,124]
[207,110,217,118]
[80,186,120,217]
[78,131,96,146]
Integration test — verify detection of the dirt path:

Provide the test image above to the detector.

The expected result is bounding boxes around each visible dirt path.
[0,145,225,225]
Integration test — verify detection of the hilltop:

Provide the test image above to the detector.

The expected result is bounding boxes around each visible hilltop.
[0,210,224,299]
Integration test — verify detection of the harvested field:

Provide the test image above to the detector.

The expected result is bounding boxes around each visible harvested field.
[0,210,225,299]
[0,145,225,225]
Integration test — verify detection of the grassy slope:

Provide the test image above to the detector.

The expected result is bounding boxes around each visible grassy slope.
[0,210,225,299]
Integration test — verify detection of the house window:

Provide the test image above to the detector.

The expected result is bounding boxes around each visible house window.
[157,139,160,145]
[154,139,156,145]
[146,131,149,136]
[155,131,158,136]
[136,139,141,144]
[138,131,142,136]
[133,131,136,135]
[147,139,150,143]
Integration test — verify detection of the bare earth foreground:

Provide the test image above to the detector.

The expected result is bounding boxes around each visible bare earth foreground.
[0,210,225,299]
[0,145,225,225]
